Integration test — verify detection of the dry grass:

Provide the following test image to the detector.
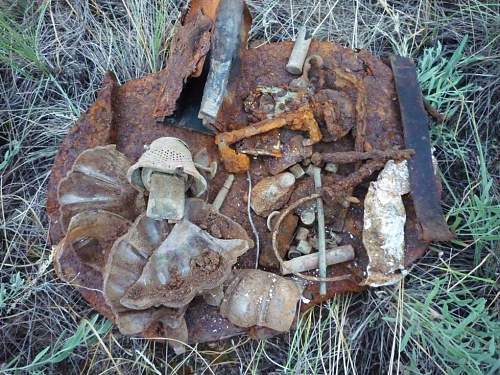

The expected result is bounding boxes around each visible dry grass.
[1,0,498,374]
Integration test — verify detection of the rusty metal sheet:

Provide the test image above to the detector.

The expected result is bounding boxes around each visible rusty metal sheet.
[153,11,212,119]
[390,55,453,242]
[47,41,433,345]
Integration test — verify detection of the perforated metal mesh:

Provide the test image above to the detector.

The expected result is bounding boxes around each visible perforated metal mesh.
[127,137,207,196]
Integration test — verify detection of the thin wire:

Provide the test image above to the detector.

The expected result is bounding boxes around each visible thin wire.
[246,170,260,268]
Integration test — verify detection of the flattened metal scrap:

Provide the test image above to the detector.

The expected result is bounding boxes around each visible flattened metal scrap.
[390,55,453,242]
[153,11,212,119]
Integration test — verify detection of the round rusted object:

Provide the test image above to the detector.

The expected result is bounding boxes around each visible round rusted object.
[47,41,429,343]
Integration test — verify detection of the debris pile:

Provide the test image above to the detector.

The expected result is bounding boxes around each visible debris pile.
[47,0,453,352]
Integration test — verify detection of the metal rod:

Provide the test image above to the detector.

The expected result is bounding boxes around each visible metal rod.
[313,166,327,295]
[281,245,354,275]
[212,174,235,211]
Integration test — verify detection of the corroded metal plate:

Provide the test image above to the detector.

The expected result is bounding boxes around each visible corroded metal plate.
[47,41,431,343]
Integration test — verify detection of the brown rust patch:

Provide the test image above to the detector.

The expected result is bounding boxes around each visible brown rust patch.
[215,106,321,173]
[153,11,212,119]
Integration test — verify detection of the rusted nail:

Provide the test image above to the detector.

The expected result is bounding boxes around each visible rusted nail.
[311,149,415,165]
[281,245,354,275]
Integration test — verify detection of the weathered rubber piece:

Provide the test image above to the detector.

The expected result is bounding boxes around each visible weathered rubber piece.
[390,55,453,242]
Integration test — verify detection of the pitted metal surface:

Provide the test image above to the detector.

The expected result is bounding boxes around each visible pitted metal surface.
[47,40,439,344]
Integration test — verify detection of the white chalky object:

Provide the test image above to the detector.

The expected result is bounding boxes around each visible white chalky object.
[362,160,410,287]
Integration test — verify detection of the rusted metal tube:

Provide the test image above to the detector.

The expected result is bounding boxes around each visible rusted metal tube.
[281,245,354,275]
[198,0,244,125]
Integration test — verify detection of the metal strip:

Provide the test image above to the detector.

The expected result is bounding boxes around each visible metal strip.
[390,55,453,242]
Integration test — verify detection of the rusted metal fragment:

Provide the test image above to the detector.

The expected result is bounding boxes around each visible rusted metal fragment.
[47,72,118,243]
[311,89,355,142]
[153,11,212,119]
[390,55,453,242]
[265,130,313,175]
[243,86,307,122]
[321,160,385,205]
[236,129,282,157]
[184,0,221,77]
[311,148,414,166]
[215,106,321,173]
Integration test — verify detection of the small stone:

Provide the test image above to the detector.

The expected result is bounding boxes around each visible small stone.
[251,172,296,217]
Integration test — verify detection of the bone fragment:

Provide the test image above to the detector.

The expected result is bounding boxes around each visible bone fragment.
[281,245,354,275]
[362,160,411,287]
[286,26,312,75]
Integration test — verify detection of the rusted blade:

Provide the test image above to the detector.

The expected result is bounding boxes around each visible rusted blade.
[390,55,453,242]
